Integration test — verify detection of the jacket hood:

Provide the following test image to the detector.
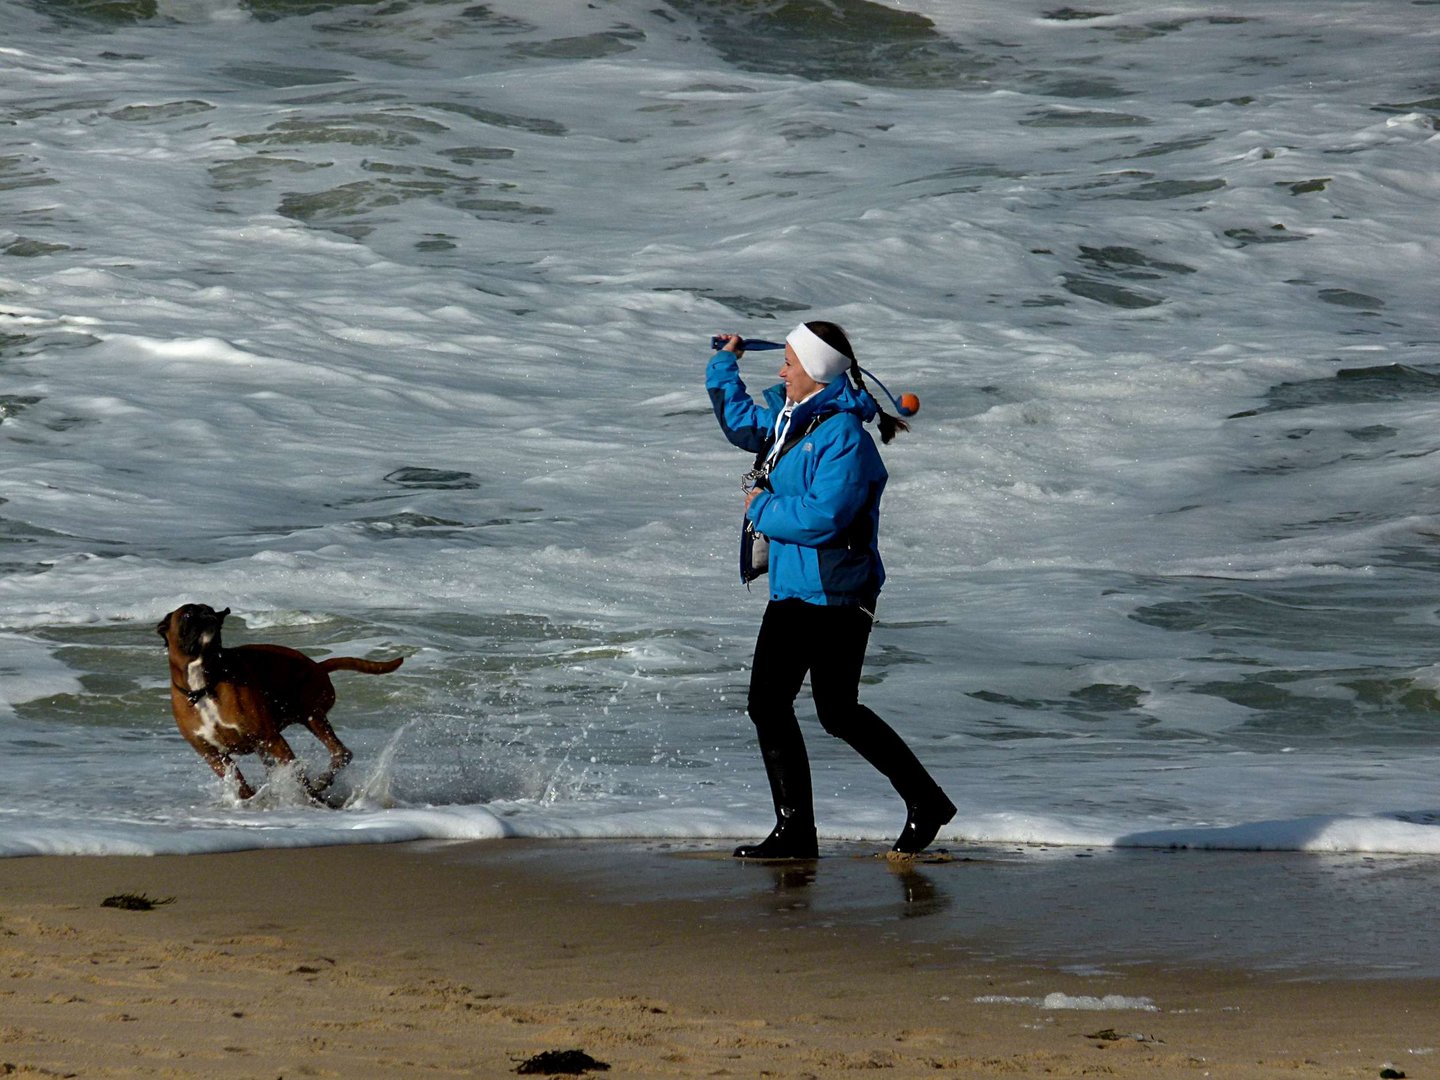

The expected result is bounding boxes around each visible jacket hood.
[761,374,879,428]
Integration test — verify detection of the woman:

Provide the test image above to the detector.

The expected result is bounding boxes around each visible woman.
[707,321,955,859]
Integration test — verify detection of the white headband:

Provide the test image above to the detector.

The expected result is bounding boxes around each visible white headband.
[786,323,852,384]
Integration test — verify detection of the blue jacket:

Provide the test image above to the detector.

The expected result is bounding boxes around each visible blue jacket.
[707,349,887,606]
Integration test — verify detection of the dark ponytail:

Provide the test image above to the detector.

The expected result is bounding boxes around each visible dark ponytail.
[805,320,910,445]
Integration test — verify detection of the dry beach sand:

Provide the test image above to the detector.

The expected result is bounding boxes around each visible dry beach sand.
[2,839,1437,1079]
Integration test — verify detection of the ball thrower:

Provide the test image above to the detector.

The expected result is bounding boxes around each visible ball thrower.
[711,336,919,417]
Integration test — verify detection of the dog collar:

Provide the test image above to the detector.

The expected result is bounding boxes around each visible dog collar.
[174,681,211,706]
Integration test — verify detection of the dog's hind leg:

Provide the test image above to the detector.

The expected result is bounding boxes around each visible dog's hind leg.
[302,713,353,793]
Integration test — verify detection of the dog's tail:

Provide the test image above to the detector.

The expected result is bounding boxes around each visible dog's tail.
[320,656,405,676]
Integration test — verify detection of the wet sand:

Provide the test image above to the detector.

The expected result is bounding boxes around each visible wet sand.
[1,839,1436,1078]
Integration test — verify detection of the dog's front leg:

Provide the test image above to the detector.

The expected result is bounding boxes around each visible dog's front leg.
[200,749,256,800]
[258,734,324,801]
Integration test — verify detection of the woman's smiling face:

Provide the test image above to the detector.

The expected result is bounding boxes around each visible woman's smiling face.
[779,344,824,403]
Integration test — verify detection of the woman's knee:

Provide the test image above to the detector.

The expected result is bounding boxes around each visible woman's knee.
[747,695,795,729]
[815,701,863,741]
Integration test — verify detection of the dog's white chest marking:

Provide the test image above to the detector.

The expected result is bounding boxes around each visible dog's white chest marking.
[186,659,237,749]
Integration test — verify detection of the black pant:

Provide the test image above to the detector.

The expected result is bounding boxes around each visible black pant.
[747,599,938,802]
[748,598,873,736]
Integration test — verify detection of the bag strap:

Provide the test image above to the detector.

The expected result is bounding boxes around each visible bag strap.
[751,411,831,476]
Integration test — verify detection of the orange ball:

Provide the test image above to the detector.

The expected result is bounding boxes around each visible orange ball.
[898,392,920,416]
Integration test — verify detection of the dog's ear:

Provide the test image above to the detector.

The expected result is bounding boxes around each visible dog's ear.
[218,607,231,622]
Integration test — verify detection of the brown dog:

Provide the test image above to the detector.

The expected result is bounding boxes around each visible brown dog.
[157,603,404,800]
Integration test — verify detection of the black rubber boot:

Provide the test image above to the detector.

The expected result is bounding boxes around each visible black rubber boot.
[891,789,957,855]
[734,723,817,860]
[826,706,954,855]
[732,810,818,860]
